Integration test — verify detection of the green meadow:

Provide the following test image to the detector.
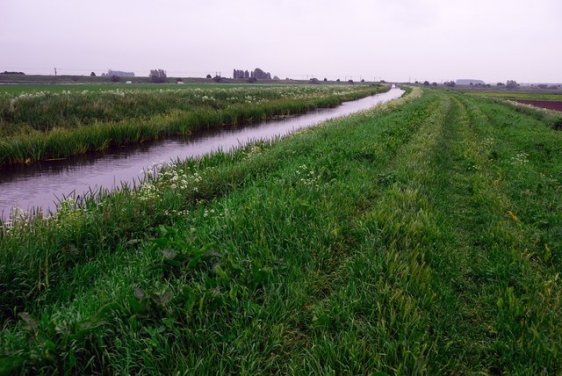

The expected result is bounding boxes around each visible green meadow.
[464,89,562,102]
[1,87,562,374]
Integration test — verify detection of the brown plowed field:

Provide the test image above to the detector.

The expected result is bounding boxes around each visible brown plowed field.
[515,100,562,112]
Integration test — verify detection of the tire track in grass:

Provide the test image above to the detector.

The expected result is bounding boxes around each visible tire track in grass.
[426,93,562,373]
[425,95,503,371]
[461,95,562,269]
[287,92,453,374]
[290,90,561,374]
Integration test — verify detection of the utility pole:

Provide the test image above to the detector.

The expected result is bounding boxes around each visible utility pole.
[54,67,57,76]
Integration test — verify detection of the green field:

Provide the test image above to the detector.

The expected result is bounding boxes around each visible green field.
[0,82,309,95]
[464,89,562,102]
[0,84,385,166]
[1,88,562,374]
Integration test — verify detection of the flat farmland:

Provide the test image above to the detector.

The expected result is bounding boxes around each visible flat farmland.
[514,99,562,112]
[1,88,562,374]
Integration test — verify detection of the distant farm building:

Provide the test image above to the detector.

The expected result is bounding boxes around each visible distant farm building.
[456,79,485,86]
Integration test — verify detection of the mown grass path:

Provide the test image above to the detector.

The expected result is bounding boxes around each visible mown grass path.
[1,89,561,374]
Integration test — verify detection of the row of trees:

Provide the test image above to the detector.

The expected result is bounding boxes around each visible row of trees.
[440,80,518,89]
[233,68,272,80]
[88,69,168,83]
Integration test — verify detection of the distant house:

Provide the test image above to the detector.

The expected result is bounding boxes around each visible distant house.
[456,79,485,86]
[102,69,135,78]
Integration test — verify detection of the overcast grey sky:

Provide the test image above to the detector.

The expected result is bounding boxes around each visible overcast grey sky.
[1,0,561,83]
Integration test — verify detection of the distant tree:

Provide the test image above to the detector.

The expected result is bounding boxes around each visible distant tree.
[323,78,327,82]
[423,81,430,86]
[348,79,354,84]
[90,72,96,77]
[432,82,438,86]
[506,80,518,89]
[310,78,320,84]
[149,69,167,83]
[361,79,365,83]
[213,75,222,83]
[273,76,280,80]
[336,78,340,82]
[497,82,505,86]
[253,68,270,80]
[110,75,120,82]
[444,81,456,87]
[233,69,247,79]
[537,84,548,89]
[206,74,212,79]
[248,77,257,83]
[380,80,386,83]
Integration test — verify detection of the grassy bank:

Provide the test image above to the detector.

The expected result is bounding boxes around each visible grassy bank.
[1,88,561,374]
[0,84,386,166]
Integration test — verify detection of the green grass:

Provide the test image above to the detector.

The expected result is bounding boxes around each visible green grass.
[1,88,561,374]
[0,84,386,166]
[0,82,336,95]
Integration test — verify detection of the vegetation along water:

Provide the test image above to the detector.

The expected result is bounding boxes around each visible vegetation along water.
[1,87,562,374]
[0,84,387,166]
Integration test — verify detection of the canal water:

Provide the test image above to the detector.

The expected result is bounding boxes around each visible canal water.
[0,88,404,218]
